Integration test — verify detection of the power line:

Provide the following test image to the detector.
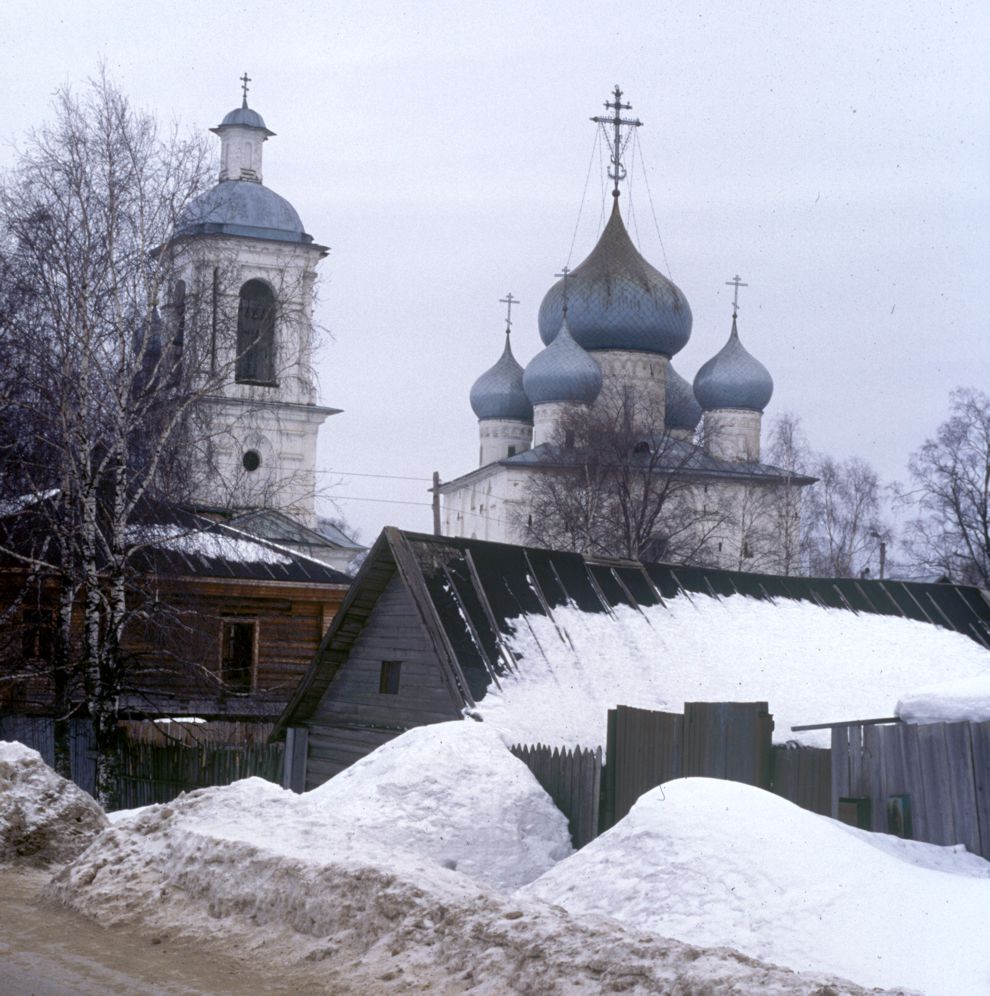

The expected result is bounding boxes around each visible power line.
[315,469,433,482]
[332,494,433,508]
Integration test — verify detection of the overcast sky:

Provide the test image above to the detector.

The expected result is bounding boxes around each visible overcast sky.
[2,1,988,545]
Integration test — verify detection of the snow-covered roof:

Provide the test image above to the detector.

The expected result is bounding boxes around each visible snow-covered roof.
[273,529,990,745]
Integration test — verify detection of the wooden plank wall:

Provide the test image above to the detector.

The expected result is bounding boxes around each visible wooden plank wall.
[771,744,831,815]
[304,575,463,787]
[832,720,990,859]
[510,743,602,849]
[604,706,683,829]
[683,702,773,789]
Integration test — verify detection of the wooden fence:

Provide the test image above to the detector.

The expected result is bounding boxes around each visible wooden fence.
[510,743,602,849]
[0,713,282,809]
[513,702,830,847]
[832,718,990,860]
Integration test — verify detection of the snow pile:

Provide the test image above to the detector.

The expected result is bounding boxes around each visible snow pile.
[897,674,990,725]
[522,778,990,995]
[305,721,572,888]
[49,778,889,994]
[477,594,990,748]
[0,741,108,866]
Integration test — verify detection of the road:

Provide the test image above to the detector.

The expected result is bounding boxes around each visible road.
[0,868,328,996]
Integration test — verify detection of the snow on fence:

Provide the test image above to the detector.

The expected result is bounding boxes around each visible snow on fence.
[0,713,283,808]
[509,743,602,849]
[830,718,990,860]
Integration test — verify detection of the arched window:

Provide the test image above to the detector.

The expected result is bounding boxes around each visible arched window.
[236,279,276,384]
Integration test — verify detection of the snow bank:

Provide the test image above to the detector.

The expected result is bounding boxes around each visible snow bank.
[477,594,990,748]
[49,778,889,994]
[0,741,107,866]
[522,778,990,995]
[897,673,990,725]
[305,721,572,888]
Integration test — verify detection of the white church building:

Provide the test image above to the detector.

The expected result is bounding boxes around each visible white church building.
[439,89,813,571]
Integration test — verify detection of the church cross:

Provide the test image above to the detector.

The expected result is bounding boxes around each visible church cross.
[591,85,643,198]
[240,72,252,108]
[555,266,571,316]
[500,292,519,332]
[726,274,748,317]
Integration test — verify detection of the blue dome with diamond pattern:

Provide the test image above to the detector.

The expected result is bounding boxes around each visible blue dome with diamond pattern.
[524,319,602,405]
[470,333,533,421]
[693,317,774,412]
[538,200,692,357]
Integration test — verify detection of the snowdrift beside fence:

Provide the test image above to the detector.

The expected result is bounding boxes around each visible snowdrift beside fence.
[521,778,990,996]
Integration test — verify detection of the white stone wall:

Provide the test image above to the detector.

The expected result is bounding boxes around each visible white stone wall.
[533,401,584,446]
[217,124,268,183]
[440,465,531,544]
[702,408,763,463]
[478,419,533,466]
[592,349,667,414]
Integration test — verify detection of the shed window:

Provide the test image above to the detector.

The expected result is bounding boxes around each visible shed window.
[379,660,401,695]
[236,280,276,384]
[221,620,256,692]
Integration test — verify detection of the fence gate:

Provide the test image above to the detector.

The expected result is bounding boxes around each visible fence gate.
[603,701,773,829]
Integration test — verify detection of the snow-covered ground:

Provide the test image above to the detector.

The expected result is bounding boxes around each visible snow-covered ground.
[523,778,990,995]
[474,594,990,748]
[5,720,988,992]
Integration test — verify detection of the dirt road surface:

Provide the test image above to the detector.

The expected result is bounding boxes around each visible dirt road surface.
[0,868,328,996]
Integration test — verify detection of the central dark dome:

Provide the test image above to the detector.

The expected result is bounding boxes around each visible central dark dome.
[538,200,692,357]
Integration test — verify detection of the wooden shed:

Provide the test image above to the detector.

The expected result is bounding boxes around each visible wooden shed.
[273,527,990,791]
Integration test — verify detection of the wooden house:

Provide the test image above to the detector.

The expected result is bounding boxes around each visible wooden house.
[0,501,351,723]
[273,527,990,791]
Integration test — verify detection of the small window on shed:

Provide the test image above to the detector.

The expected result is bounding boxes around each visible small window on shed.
[838,796,872,830]
[221,620,256,692]
[379,660,401,695]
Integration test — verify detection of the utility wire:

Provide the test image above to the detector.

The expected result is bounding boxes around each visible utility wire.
[315,469,433,482]
[567,130,602,268]
[635,130,673,279]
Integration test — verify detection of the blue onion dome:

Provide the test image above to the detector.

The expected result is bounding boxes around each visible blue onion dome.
[665,364,703,431]
[537,199,692,356]
[523,318,603,405]
[693,317,774,412]
[218,105,272,133]
[470,332,533,421]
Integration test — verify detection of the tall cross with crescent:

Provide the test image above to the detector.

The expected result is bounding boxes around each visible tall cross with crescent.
[555,266,572,316]
[499,292,519,333]
[240,72,252,108]
[726,274,748,318]
[591,85,643,198]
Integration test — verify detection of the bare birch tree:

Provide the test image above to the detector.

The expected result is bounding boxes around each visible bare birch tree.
[520,388,726,562]
[904,387,990,586]
[0,72,245,803]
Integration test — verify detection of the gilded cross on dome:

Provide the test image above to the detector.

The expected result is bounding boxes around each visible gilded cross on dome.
[591,85,643,198]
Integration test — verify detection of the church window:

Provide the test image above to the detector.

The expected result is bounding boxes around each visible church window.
[379,660,401,695]
[507,445,516,457]
[236,279,277,385]
[221,620,255,692]
[633,440,650,454]
[564,429,575,449]
[742,540,753,559]
[242,450,262,472]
